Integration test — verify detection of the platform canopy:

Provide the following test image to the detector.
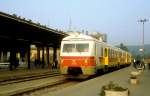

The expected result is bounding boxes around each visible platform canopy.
[0,11,68,49]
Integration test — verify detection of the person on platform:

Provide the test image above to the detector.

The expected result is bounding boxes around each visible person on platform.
[147,57,150,70]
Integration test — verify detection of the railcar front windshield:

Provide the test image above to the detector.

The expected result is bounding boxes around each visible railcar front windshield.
[63,43,89,53]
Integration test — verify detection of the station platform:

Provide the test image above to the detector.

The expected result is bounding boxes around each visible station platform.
[45,66,150,96]
[0,68,61,96]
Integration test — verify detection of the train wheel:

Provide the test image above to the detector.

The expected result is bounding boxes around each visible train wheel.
[96,69,104,75]
[104,65,109,72]
[96,69,101,74]
[117,64,120,69]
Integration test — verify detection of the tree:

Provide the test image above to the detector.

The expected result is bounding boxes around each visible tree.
[90,32,102,40]
[119,43,129,52]
[12,14,17,17]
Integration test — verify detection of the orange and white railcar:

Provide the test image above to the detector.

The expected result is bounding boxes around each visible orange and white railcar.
[60,34,131,78]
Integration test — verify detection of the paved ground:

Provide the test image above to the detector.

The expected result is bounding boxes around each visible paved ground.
[0,66,149,96]
[44,66,150,96]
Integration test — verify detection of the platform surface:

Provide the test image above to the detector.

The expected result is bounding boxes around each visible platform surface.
[45,66,150,96]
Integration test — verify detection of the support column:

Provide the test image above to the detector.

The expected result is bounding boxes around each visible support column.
[42,47,45,68]
[53,46,58,69]
[27,44,31,69]
[46,47,50,68]
[9,47,16,71]
[0,52,3,62]
[9,38,18,71]
[53,46,57,62]
[37,46,40,62]
[20,48,25,62]
[35,46,41,68]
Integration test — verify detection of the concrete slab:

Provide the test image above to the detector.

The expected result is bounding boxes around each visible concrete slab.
[44,66,150,96]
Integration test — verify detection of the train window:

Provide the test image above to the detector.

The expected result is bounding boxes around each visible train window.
[112,50,114,57]
[76,43,89,52]
[101,47,103,56]
[114,51,116,58]
[110,49,112,57]
[63,43,89,53]
[63,44,75,52]
[113,50,115,57]
[104,48,108,57]
[108,49,110,57]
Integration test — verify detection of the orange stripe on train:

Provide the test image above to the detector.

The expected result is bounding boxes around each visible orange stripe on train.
[60,56,95,67]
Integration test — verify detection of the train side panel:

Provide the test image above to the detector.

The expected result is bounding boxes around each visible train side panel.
[60,34,132,78]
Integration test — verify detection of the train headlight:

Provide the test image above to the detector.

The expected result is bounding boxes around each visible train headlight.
[84,59,88,64]
[72,59,77,65]
[61,60,64,63]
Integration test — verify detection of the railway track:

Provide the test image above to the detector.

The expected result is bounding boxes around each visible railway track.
[0,69,83,96]
[14,78,84,96]
[0,71,60,85]
[0,67,129,96]
[12,70,116,96]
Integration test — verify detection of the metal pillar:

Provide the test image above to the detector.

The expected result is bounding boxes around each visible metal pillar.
[53,46,57,62]
[37,46,40,62]
[42,47,45,68]
[27,44,31,69]
[46,47,50,68]
[138,19,148,61]
[9,47,16,71]
[9,38,17,71]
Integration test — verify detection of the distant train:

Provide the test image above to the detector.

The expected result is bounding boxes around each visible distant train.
[60,34,132,78]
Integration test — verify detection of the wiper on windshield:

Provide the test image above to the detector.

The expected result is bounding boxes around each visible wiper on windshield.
[65,47,70,53]
[76,47,82,53]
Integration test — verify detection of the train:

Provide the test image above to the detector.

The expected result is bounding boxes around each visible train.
[60,34,132,78]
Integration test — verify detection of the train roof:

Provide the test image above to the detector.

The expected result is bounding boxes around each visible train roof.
[62,34,131,55]
[63,34,117,49]
[62,34,95,40]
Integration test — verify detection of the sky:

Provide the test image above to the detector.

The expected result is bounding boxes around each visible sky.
[0,0,150,46]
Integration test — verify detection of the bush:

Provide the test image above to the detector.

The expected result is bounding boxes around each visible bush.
[100,81,128,96]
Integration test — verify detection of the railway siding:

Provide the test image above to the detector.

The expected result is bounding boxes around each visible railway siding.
[0,75,66,96]
[0,69,58,81]
[0,72,60,85]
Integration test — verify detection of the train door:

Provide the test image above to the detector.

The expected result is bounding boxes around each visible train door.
[104,47,109,70]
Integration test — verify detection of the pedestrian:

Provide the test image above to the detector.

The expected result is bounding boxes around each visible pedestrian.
[133,59,136,68]
[140,60,145,69]
[34,59,38,67]
[52,61,55,69]
[148,63,150,70]
[54,58,58,69]
[14,58,19,69]
[135,60,140,68]
[135,59,145,69]
[147,58,150,70]
[52,60,56,69]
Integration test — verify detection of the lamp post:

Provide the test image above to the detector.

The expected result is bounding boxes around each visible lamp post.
[138,19,148,62]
